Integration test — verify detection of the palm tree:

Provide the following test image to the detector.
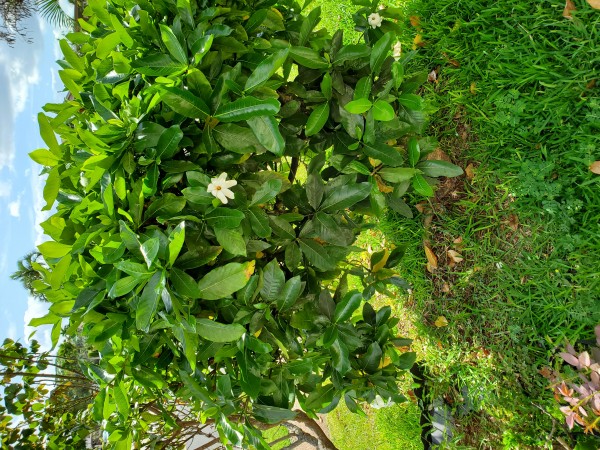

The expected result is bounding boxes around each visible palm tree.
[35,0,74,29]
[11,250,48,302]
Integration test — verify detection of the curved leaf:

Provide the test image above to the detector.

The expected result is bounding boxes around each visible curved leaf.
[159,86,210,119]
[215,97,279,122]
[305,103,330,136]
[197,261,255,300]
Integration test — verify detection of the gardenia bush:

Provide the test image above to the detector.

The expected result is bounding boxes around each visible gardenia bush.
[25,0,463,446]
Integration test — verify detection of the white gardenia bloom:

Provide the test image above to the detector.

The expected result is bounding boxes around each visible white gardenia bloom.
[368,12,383,29]
[207,172,237,204]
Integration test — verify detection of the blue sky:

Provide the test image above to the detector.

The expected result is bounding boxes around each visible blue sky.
[0,14,65,350]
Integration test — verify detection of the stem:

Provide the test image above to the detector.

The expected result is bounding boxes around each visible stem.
[288,157,299,183]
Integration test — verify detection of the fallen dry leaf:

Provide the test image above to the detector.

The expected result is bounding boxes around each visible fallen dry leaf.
[465,163,475,180]
[590,161,600,174]
[447,250,464,264]
[441,282,451,293]
[587,0,600,9]
[426,148,451,162]
[415,202,429,213]
[423,214,433,229]
[409,15,421,27]
[470,82,477,95]
[453,236,463,245]
[434,316,448,327]
[508,214,519,231]
[413,34,425,49]
[424,245,438,271]
[428,69,438,83]
[448,59,460,67]
[586,79,597,89]
[563,0,577,18]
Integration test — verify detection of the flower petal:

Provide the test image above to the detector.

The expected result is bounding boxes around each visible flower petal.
[216,191,228,204]
[223,188,235,199]
[218,172,228,181]
[224,179,237,188]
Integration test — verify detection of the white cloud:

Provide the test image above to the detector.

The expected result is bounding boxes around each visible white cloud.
[0,180,11,198]
[7,322,17,341]
[0,15,44,171]
[8,198,21,218]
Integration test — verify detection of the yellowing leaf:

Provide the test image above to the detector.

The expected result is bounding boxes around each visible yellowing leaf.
[434,316,448,328]
[371,249,390,273]
[244,260,256,278]
[424,245,438,270]
[587,0,600,9]
[470,82,477,95]
[447,250,463,264]
[409,16,420,27]
[589,161,600,174]
[413,34,424,50]
[369,157,381,167]
[375,176,394,194]
[563,0,577,18]
[465,163,475,180]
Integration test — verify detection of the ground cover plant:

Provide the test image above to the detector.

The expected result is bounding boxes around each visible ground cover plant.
[371,0,600,447]
[5,0,466,447]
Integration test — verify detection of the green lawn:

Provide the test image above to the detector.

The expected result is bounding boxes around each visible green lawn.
[312,0,600,448]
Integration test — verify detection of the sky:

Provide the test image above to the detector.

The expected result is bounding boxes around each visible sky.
[0,13,66,351]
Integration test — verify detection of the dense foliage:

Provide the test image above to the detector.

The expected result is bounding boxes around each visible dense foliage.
[24,0,462,446]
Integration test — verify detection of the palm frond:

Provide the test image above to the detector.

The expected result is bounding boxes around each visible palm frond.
[35,0,74,29]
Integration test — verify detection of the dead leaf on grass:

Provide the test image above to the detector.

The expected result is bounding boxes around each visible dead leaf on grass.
[428,69,438,83]
[441,282,451,293]
[563,0,577,19]
[413,34,425,49]
[453,236,463,246]
[415,202,429,213]
[470,82,477,94]
[587,0,600,9]
[465,163,475,180]
[424,245,438,272]
[426,148,451,162]
[508,214,519,231]
[434,316,449,327]
[448,59,460,68]
[409,15,420,27]
[447,250,464,264]
[589,161,600,174]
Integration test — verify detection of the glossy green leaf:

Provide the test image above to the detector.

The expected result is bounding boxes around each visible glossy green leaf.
[246,115,285,156]
[392,61,404,89]
[285,242,301,270]
[331,339,351,374]
[113,383,130,419]
[205,208,245,229]
[372,100,395,121]
[29,148,61,166]
[38,241,71,259]
[361,342,382,373]
[378,168,418,183]
[140,238,160,269]
[408,137,420,167]
[168,222,185,267]
[344,98,372,114]
[197,261,254,300]
[109,276,140,298]
[250,179,282,206]
[215,97,279,122]
[159,86,210,119]
[353,76,372,101]
[38,113,61,155]
[320,183,371,212]
[334,290,362,323]
[370,32,393,75]
[278,276,302,310]
[115,260,154,280]
[412,173,434,197]
[333,44,370,66]
[305,103,330,136]
[136,271,165,332]
[170,267,202,298]
[298,239,336,271]
[397,93,422,111]
[214,228,247,256]
[43,167,60,211]
[289,46,329,69]
[246,207,271,238]
[156,126,183,160]
[253,405,297,424]
[362,141,404,167]
[197,319,246,342]
[245,48,289,92]
[260,259,285,302]
[397,351,417,370]
[417,160,464,177]
[213,123,263,154]
[160,24,188,64]
[131,54,187,76]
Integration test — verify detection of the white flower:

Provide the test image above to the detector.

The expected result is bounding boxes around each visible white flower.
[392,41,402,61]
[368,12,383,29]
[207,172,237,204]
